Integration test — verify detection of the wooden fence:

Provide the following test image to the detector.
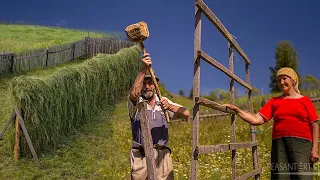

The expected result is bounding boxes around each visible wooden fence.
[0,37,136,75]
[0,53,14,74]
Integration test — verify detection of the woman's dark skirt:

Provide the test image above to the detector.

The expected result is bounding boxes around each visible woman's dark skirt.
[271,137,313,180]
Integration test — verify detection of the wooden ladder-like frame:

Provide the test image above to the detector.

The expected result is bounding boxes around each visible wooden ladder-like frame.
[191,1,261,179]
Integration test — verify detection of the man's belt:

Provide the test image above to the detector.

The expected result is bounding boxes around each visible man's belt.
[153,144,172,154]
[132,144,172,157]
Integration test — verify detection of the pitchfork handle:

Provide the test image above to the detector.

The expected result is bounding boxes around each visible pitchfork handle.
[139,42,170,123]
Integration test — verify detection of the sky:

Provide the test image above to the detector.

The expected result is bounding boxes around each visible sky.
[1,0,319,96]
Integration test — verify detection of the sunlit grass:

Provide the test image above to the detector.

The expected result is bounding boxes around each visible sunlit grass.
[0,24,113,53]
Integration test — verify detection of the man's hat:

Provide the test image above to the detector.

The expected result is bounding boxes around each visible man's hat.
[144,70,159,81]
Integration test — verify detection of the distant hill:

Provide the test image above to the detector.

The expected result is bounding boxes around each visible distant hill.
[0,24,115,53]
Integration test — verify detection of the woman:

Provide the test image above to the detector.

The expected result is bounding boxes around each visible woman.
[225,67,319,179]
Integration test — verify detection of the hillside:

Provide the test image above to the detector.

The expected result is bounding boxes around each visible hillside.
[0,24,112,53]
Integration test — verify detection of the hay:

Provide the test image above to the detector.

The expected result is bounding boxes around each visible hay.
[10,45,141,156]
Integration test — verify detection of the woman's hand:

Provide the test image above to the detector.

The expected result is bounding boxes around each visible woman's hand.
[310,149,319,163]
[223,104,240,114]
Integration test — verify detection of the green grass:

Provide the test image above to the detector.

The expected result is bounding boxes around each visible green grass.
[0,24,113,53]
[1,24,320,179]
[2,81,320,179]
[2,77,319,179]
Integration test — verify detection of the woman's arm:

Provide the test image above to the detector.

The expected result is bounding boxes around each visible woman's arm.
[224,104,266,125]
[310,122,319,163]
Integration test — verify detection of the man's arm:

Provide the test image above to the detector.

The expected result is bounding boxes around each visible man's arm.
[169,104,190,120]
[129,53,151,104]
[160,98,190,120]
[129,69,147,104]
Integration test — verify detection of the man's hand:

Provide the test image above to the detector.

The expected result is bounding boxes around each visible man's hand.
[310,149,319,163]
[142,53,152,69]
[160,98,172,111]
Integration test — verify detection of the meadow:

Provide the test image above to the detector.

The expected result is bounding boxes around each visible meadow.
[1,24,320,180]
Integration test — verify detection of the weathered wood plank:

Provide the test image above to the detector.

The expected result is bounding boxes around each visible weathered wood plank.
[229,141,258,150]
[191,4,202,180]
[199,113,229,118]
[195,96,236,114]
[197,50,252,90]
[195,0,251,65]
[236,168,262,180]
[311,97,320,102]
[170,112,230,123]
[198,141,258,154]
[0,111,16,139]
[246,64,260,180]
[229,42,236,179]
[169,113,229,123]
[14,106,41,167]
[137,101,157,179]
[14,112,20,161]
[198,144,230,154]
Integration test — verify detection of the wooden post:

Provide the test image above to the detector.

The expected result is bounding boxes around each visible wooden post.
[87,37,91,58]
[93,40,96,57]
[0,111,16,139]
[246,64,260,180]
[14,112,20,161]
[9,53,14,73]
[45,49,49,66]
[14,106,40,167]
[229,43,237,179]
[191,3,201,180]
[72,43,75,60]
[137,101,157,179]
[84,37,88,57]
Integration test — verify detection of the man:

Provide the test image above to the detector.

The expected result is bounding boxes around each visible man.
[128,52,190,180]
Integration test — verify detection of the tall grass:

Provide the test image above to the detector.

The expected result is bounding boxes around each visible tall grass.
[9,45,141,157]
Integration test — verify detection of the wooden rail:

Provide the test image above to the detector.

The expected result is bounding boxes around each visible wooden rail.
[236,168,262,180]
[197,141,258,154]
[195,0,251,65]
[197,50,252,90]
[195,96,235,114]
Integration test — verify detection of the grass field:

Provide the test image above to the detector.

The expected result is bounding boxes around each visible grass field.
[0,24,112,53]
[2,86,319,179]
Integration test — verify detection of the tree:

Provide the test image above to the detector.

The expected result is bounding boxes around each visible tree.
[208,90,218,101]
[301,74,320,91]
[245,86,261,96]
[207,88,230,102]
[178,89,185,97]
[252,87,261,96]
[269,40,300,93]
